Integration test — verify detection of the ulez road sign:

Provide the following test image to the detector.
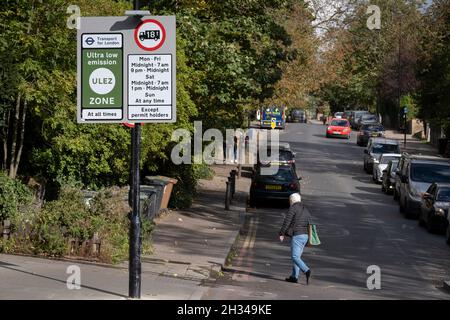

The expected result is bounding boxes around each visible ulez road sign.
[77,16,176,123]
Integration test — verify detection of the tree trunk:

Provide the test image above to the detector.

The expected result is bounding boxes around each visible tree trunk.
[8,94,21,178]
[12,99,27,178]
[2,110,10,171]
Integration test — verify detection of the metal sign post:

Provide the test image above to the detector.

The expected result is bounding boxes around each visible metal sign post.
[403,106,408,148]
[77,2,176,299]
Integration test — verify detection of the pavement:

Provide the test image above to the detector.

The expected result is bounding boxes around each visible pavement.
[142,164,250,280]
[0,164,251,300]
[384,129,439,156]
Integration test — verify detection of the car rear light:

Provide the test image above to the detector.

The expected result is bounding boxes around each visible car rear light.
[289,183,299,191]
[288,160,295,164]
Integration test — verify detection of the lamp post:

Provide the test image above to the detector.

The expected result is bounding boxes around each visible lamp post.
[129,0,142,300]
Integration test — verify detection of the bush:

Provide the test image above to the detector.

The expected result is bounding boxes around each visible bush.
[0,172,33,225]
[0,184,154,264]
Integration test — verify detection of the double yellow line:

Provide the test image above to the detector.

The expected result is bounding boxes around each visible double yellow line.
[242,217,258,251]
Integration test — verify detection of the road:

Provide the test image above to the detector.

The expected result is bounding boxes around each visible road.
[202,121,450,300]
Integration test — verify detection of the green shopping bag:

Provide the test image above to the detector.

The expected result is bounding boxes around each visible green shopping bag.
[308,224,321,246]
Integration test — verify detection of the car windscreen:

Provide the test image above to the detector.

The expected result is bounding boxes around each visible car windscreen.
[362,115,377,121]
[371,143,400,154]
[381,156,400,164]
[258,167,294,182]
[264,148,293,160]
[410,163,450,183]
[279,150,294,161]
[330,120,348,126]
[362,124,384,131]
[437,188,450,202]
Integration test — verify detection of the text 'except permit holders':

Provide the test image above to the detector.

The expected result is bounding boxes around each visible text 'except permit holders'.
[128,106,171,120]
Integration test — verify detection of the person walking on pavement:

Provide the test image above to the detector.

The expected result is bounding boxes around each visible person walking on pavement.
[279,193,312,284]
[233,135,238,163]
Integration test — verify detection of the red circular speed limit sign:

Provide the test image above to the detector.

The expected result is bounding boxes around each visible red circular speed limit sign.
[134,19,166,51]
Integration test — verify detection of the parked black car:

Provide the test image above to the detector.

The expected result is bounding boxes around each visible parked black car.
[349,110,370,129]
[249,164,301,207]
[289,109,307,123]
[419,183,450,234]
[256,142,296,171]
[357,123,385,147]
[356,113,379,129]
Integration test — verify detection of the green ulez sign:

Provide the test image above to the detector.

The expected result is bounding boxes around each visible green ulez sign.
[80,33,123,121]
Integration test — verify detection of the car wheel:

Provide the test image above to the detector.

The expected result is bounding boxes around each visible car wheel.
[426,215,437,233]
[446,226,450,245]
[418,211,426,227]
[386,184,392,195]
[399,197,405,213]
[403,199,415,219]
[393,189,399,201]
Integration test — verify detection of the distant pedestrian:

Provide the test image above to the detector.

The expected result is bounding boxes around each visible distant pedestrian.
[279,193,312,284]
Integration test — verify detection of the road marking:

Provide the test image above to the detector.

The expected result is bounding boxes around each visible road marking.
[242,217,258,251]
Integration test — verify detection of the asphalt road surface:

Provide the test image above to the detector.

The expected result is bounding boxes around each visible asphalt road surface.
[202,122,450,300]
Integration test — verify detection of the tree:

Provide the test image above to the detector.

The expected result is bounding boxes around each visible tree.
[417,0,450,135]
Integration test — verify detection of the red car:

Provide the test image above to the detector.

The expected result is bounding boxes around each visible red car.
[326,118,351,139]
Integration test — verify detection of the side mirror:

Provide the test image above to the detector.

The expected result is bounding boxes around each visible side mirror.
[298,177,303,181]
[364,149,368,154]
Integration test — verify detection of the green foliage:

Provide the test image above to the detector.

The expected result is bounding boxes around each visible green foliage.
[317,0,423,121]
[417,0,450,133]
[0,0,306,209]
[0,171,33,223]
[39,186,95,239]
[0,185,153,264]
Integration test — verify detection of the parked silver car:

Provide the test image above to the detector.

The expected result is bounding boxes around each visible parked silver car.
[396,154,450,218]
[363,138,400,174]
[373,153,401,183]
